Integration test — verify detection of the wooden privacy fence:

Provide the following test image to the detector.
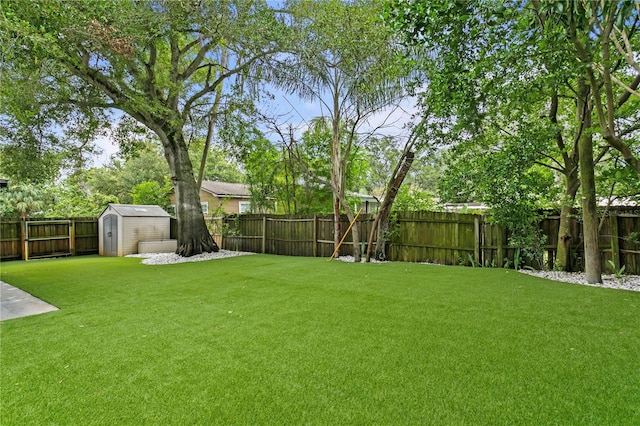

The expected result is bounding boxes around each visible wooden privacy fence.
[1,218,99,260]
[170,217,224,248]
[536,210,640,274]
[222,210,640,275]
[2,211,638,274]
[222,214,377,258]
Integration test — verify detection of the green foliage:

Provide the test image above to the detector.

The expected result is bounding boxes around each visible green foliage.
[0,183,46,218]
[0,55,109,182]
[131,179,172,209]
[46,184,118,217]
[438,138,555,268]
[0,180,119,219]
[0,142,64,185]
[626,231,640,246]
[78,141,170,205]
[596,153,640,205]
[607,260,626,278]
[188,144,243,184]
[392,185,437,212]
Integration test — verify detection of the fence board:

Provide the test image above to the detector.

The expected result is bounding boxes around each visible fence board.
[3,211,638,274]
[1,218,98,260]
[221,209,640,274]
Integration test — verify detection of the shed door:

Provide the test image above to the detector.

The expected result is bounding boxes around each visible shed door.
[103,214,118,256]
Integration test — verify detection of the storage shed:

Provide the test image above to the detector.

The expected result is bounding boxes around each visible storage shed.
[98,204,174,256]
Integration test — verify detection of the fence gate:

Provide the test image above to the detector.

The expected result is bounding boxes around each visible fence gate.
[24,220,72,260]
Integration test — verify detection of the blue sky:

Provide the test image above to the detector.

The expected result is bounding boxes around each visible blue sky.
[92,88,419,168]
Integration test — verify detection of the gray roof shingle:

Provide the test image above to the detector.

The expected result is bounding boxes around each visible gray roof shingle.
[200,181,250,198]
[101,204,171,217]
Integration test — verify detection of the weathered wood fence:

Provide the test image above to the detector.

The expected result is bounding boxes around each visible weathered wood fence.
[0,218,98,260]
[222,214,377,258]
[222,210,640,275]
[2,210,638,274]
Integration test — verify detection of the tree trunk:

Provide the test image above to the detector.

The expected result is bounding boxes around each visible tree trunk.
[331,117,342,258]
[332,194,341,257]
[555,168,579,271]
[577,82,601,283]
[374,207,392,261]
[339,198,361,262]
[366,151,414,262]
[164,128,219,257]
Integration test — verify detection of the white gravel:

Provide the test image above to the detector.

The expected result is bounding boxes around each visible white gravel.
[130,251,640,292]
[334,255,385,263]
[518,269,640,292]
[126,249,254,265]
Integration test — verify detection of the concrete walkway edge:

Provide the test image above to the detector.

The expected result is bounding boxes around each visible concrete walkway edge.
[1,281,58,321]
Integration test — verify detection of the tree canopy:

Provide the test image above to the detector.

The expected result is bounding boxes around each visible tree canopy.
[1,0,293,256]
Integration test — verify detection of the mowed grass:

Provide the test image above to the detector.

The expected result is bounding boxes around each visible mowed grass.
[1,255,639,425]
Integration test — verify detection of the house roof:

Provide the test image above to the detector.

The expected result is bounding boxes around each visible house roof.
[347,191,379,203]
[100,204,171,218]
[201,181,251,198]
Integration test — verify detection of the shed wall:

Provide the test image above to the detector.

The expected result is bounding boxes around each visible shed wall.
[121,217,170,255]
[98,217,104,256]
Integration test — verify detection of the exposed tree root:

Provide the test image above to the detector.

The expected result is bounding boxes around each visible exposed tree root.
[177,235,219,257]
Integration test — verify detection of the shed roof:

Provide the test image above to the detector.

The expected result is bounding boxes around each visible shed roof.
[201,181,251,198]
[100,204,171,218]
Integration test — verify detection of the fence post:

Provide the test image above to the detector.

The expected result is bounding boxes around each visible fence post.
[496,225,504,267]
[610,213,620,272]
[262,216,266,254]
[474,216,481,266]
[21,219,28,261]
[313,215,318,257]
[70,219,76,256]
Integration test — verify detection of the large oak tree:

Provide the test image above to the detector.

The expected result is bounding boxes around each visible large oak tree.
[1,0,290,256]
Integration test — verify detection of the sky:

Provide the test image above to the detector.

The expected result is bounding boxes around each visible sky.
[91,88,419,168]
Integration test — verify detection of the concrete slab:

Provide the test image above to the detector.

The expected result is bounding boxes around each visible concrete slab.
[1,281,58,321]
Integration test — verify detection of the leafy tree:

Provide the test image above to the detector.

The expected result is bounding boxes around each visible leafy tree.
[0,52,109,184]
[131,179,172,209]
[2,0,291,256]
[0,142,65,185]
[531,0,640,281]
[383,0,640,279]
[0,183,46,218]
[233,118,335,215]
[46,184,118,217]
[384,0,558,267]
[276,0,410,261]
[73,141,170,205]
[534,0,640,176]
[188,144,243,185]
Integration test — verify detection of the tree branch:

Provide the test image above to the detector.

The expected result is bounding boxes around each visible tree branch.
[181,50,275,119]
[179,39,217,80]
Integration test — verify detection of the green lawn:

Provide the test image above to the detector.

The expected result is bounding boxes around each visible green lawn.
[1,255,639,425]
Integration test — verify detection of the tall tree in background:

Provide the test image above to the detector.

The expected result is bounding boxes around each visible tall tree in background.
[276,0,408,261]
[535,0,640,176]
[532,0,640,283]
[385,0,639,279]
[1,0,290,256]
[384,0,572,267]
[365,128,417,261]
